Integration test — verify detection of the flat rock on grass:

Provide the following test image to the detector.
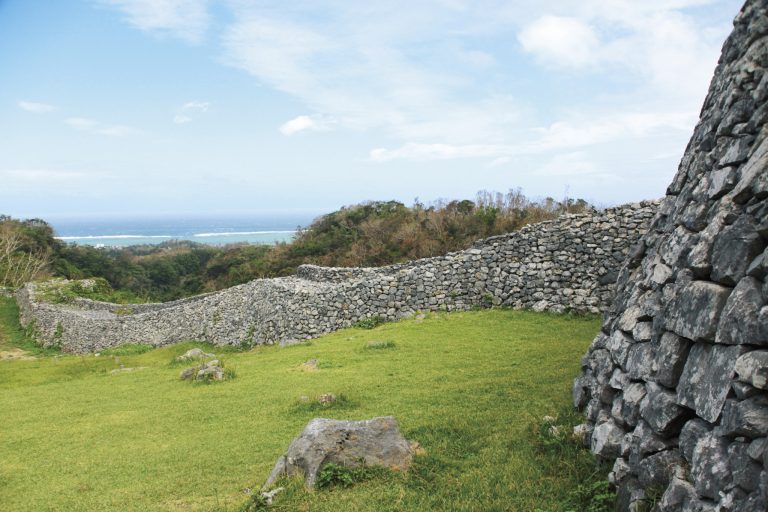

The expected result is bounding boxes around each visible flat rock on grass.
[264,416,417,489]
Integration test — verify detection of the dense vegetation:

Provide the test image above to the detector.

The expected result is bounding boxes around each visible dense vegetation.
[0,301,613,511]
[1,189,593,301]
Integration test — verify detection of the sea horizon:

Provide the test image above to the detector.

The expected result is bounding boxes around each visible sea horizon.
[47,212,318,248]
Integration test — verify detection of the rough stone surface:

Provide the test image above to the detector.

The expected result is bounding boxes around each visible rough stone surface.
[735,350,768,389]
[16,203,657,353]
[676,343,745,423]
[263,416,415,489]
[575,3,768,510]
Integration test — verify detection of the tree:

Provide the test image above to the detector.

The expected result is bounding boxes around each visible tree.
[0,219,51,289]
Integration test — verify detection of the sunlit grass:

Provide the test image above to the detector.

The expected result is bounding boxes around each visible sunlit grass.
[0,305,609,511]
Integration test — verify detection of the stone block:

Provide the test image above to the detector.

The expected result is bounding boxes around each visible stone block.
[676,342,746,423]
[665,281,732,342]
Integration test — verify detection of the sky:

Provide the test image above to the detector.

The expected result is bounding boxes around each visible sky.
[0,0,745,218]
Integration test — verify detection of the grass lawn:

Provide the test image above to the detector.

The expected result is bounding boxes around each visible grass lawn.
[0,297,611,511]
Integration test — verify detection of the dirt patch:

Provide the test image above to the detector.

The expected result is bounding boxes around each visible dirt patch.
[0,348,35,361]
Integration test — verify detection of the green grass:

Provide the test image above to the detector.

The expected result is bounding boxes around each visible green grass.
[0,296,60,356]
[0,307,610,511]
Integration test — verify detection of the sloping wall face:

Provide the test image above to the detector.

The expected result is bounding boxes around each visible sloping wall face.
[573,2,768,510]
[16,202,656,353]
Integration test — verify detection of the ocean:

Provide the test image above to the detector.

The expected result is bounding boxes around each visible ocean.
[48,213,318,247]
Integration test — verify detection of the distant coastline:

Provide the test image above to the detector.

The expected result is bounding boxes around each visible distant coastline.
[55,231,297,247]
[48,213,313,247]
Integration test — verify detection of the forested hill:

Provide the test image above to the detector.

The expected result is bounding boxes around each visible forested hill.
[1,190,593,302]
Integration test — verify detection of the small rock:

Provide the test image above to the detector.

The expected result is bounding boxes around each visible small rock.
[317,393,337,405]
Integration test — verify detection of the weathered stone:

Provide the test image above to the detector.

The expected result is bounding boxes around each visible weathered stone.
[734,350,768,389]
[619,383,647,428]
[691,432,732,500]
[711,215,766,286]
[642,382,690,435]
[747,437,767,461]
[263,416,416,489]
[638,449,684,488]
[679,418,713,463]
[607,330,634,368]
[591,419,625,459]
[615,477,646,512]
[676,342,746,423]
[630,420,677,457]
[655,477,698,511]
[609,457,631,486]
[572,377,589,408]
[633,322,654,342]
[732,381,761,399]
[177,348,215,361]
[716,277,766,345]
[626,343,655,380]
[609,368,630,390]
[728,441,763,492]
[665,281,732,341]
[721,396,768,437]
[179,367,197,380]
[652,332,691,388]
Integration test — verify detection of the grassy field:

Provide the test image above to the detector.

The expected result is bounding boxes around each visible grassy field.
[0,296,611,511]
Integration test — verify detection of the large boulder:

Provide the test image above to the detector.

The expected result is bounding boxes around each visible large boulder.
[263,416,417,489]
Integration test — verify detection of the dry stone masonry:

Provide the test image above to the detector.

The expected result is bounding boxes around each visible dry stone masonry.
[573,1,768,510]
[16,202,656,353]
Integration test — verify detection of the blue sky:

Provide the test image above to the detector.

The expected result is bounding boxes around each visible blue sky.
[0,0,743,218]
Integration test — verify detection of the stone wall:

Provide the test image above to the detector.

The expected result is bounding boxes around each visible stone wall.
[573,1,768,510]
[17,202,656,353]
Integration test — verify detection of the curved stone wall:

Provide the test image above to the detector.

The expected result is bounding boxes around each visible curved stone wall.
[17,202,656,353]
[573,1,768,510]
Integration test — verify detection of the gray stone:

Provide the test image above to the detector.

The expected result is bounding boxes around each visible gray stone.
[263,416,416,489]
[690,432,732,500]
[653,332,691,388]
[609,457,631,486]
[747,437,767,461]
[591,419,626,459]
[655,477,698,512]
[626,343,656,380]
[638,449,684,488]
[179,367,197,380]
[728,441,763,492]
[633,321,654,342]
[607,330,634,368]
[716,277,766,345]
[679,418,713,463]
[641,382,690,435]
[630,420,677,457]
[178,348,215,361]
[721,396,768,437]
[676,342,746,423]
[619,383,647,428]
[732,381,761,399]
[711,215,766,286]
[665,281,732,342]
[734,350,768,389]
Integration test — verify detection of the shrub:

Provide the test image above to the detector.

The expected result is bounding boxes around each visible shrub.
[353,316,386,329]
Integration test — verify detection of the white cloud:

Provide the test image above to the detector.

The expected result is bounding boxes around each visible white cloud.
[172,100,210,124]
[18,101,56,113]
[279,115,334,136]
[99,0,209,43]
[518,16,599,68]
[181,101,209,112]
[65,117,137,136]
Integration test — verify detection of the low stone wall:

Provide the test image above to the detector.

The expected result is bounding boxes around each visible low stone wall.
[573,2,768,510]
[17,201,657,353]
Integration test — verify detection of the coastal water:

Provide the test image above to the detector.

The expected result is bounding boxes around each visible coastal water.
[48,213,317,247]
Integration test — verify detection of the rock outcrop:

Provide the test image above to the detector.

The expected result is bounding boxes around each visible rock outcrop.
[574,1,768,510]
[17,202,656,353]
